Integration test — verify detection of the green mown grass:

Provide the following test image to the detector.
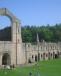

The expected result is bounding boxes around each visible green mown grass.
[0,59,61,76]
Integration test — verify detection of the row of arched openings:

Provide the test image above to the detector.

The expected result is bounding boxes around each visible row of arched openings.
[28,51,61,63]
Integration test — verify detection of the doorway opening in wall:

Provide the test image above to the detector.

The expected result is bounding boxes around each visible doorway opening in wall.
[2,53,11,65]
[55,54,59,59]
[35,55,38,62]
[28,58,31,63]
[43,53,45,60]
[0,16,11,41]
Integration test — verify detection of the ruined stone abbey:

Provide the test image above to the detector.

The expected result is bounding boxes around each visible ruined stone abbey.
[0,8,61,66]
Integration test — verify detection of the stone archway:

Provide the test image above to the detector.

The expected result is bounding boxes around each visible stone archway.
[2,53,11,65]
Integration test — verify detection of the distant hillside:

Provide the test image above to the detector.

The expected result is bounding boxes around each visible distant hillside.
[0,24,61,42]
[0,27,11,41]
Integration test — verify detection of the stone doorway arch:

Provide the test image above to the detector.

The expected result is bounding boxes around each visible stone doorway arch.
[2,53,11,65]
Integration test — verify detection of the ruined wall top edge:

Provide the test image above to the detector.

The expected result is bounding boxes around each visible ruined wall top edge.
[0,8,20,23]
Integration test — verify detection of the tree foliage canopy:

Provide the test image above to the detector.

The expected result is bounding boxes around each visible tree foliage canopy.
[0,24,61,42]
[21,24,61,42]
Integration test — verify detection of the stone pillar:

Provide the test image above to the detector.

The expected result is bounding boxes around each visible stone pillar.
[0,8,25,66]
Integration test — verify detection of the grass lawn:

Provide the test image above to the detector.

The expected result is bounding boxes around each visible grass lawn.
[0,59,61,76]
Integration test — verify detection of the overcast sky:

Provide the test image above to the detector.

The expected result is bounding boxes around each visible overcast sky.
[0,0,61,28]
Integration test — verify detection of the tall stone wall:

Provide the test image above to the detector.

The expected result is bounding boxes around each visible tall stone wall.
[0,8,25,66]
[23,42,61,63]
